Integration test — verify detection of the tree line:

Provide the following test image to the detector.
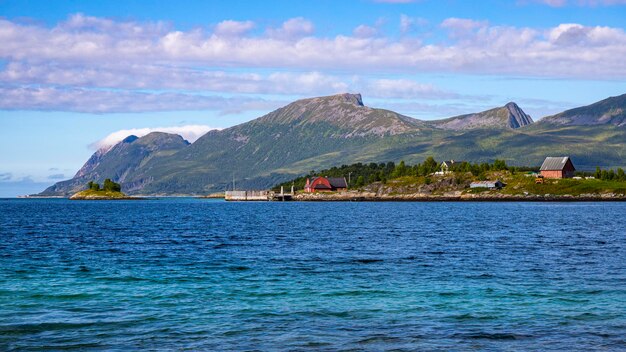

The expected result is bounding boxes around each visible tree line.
[87,179,121,192]
[273,157,522,190]
[590,167,626,181]
[274,159,626,191]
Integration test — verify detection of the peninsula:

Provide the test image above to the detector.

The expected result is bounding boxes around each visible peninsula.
[273,158,626,202]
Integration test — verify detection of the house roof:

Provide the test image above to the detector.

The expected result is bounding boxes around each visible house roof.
[540,157,574,171]
[327,177,347,188]
[309,177,347,189]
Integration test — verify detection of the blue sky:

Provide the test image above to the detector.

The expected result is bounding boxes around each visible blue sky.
[1,0,626,196]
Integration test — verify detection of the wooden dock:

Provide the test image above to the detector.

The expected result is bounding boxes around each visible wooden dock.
[225,186,294,201]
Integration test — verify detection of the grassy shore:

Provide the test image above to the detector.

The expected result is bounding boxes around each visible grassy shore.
[294,171,626,201]
[69,189,133,200]
[501,175,626,196]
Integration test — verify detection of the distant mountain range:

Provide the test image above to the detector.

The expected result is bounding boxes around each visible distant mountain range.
[40,93,626,196]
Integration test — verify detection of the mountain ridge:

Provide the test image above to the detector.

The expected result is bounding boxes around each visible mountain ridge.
[39,93,626,196]
[430,102,534,130]
[539,93,626,126]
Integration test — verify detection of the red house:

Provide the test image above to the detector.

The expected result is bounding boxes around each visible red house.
[304,177,348,193]
[540,157,576,179]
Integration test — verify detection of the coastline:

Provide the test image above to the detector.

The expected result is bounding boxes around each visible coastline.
[293,192,626,202]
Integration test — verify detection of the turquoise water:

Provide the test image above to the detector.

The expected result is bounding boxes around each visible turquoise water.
[1,199,625,350]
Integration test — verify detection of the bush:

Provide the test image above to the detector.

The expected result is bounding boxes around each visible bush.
[103,178,121,192]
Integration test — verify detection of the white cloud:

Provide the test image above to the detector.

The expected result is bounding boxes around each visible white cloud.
[91,125,220,150]
[266,17,314,40]
[399,14,428,33]
[1,15,625,79]
[547,23,623,46]
[0,62,350,94]
[0,86,283,113]
[353,25,378,38]
[440,18,489,40]
[364,79,460,99]
[1,15,626,112]
[214,20,255,36]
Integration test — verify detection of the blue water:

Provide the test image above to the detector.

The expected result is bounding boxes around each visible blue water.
[1,199,625,351]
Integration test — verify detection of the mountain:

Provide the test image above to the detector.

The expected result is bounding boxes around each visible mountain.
[253,93,425,136]
[430,102,534,130]
[40,132,189,196]
[127,93,428,195]
[39,93,626,196]
[539,93,626,126]
[74,135,139,178]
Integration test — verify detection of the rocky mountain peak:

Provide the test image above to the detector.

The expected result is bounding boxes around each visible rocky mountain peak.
[338,93,364,106]
[431,102,533,130]
[293,92,364,108]
[504,102,534,128]
[253,93,420,136]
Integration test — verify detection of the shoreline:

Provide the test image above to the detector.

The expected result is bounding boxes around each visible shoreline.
[69,197,148,201]
[294,197,626,202]
[9,194,626,202]
[292,193,626,202]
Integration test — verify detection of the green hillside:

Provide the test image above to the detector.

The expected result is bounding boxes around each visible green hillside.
[39,93,626,196]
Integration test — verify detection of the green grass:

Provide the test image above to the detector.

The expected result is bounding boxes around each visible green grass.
[72,189,128,198]
[374,171,626,196]
[494,173,626,196]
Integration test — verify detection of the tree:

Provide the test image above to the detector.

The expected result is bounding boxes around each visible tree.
[355,175,365,188]
[385,161,396,174]
[493,159,508,171]
[392,160,407,178]
[595,167,602,179]
[601,170,609,180]
[423,156,438,174]
[608,169,616,180]
[103,178,121,192]
[88,181,100,191]
[379,171,387,184]
[617,168,625,181]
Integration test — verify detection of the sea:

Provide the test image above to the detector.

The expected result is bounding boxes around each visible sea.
[0,198,625,351]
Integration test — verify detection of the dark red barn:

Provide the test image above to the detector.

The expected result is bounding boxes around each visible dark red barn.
[540,157,576,179]
[304,177,348,193]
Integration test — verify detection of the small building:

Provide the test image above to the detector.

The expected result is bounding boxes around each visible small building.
[304,176,348,193]
[437,160,465,175]
[540,157,576,179]
[470,180,505,189]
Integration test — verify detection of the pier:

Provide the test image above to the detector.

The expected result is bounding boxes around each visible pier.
[225,186,294,201]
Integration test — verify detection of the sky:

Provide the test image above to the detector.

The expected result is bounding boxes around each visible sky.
[1,0,626,196]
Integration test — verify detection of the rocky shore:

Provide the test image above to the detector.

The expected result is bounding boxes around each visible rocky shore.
[69,190,140,200]
[294,191,626,202]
